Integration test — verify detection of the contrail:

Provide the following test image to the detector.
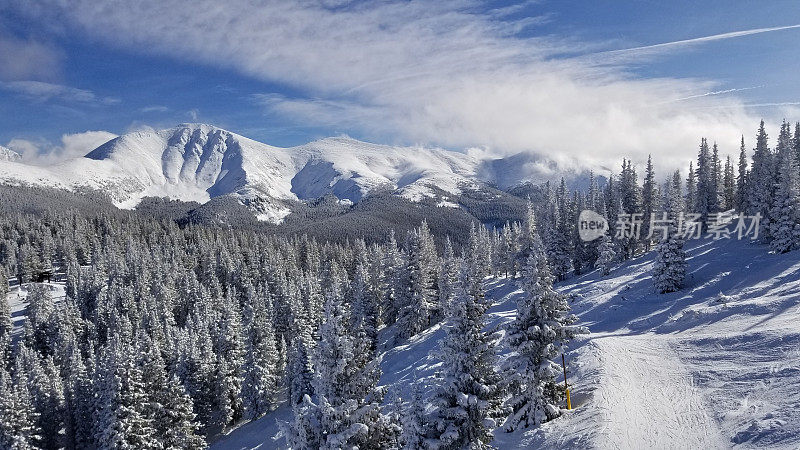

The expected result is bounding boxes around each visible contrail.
[743,102,800,107]
[671,85,764,102]
[598,24,800,56]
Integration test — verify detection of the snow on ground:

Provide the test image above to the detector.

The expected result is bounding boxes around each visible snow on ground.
[214,237,800,449]
[7,281,66,340]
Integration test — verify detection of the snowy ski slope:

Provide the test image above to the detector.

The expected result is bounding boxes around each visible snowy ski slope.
[215,237,800,449]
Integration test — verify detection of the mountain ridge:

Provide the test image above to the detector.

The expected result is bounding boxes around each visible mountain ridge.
[0,123,600,222]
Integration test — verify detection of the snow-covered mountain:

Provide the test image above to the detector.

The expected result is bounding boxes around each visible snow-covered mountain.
[0,145,21,162]
[0,124,592,222]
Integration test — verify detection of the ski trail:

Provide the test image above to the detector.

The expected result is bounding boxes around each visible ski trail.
[589,333,726,450]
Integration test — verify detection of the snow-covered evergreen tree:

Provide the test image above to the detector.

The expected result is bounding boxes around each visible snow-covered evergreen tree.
[287,316,314,407]
[428,264,504,448]
[736,135,749,212]
[641,154,657,250]
[695,138,718,231]
[545,205,573,281]
[0,269,9,342]
[397,222,440,338]
[382,230,405,327]
[399,380,428,450]
[160,374,206,449]
[769,121,800,253]
[241,287,279,420]
[748,120,776,241]
[723,155,736,211]
[94,330,159,449]
[437,237,459,319]
[651,195,687,296]
[504,234,584,431]
[351,262,379,350]
[288,267,392,449]
[685,161,697,215]
[0,364,41,450]
[595,234,615,276]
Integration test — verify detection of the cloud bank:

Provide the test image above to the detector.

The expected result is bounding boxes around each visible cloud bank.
[0,34,62,81]
[0,81,120,105]
[8,130,118,163]
[7,0,788,173]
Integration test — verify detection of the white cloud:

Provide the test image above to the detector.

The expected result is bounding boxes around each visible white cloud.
[59,131,118,158]
[0,80,120,105]
[7,0,786,173]
[140,105,169,113]
[6,138,46,160]
[0,34,62,81]
[7,130,117,164]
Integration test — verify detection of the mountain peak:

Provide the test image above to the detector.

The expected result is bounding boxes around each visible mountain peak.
[171,122,228,134]
[0,145,21,162]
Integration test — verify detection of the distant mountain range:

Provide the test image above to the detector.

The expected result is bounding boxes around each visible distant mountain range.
[0,124,600,223]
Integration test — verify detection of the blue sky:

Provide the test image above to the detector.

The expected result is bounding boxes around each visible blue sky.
[1,0,800,169]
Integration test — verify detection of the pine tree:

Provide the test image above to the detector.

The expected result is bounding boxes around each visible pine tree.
[399,380,428,450]
[351,262,379,350]
[545,204,573,281]
[15,343,65,450]
[160,375,206,449]
[209,291,244,431]
[794,122,800,167]
[652,193,687,295]
[712,142,723,210]
[241,290,279,420]
[617,160,642,259]
[516,201,540,266]
[24,284,58,357]
[641,155,657,250]
[289,275,392,449]
[437,237,459,319]
[428,264,503,448]
[504,235,584,431]
[686,161,697,215]
[0,270,10,368]
[397,222,439,338]
[284,392,323,449]
[595,234,615,276]
[0,364,41,449]
[0,269,9,342]
[498,224,519,278]
[749,120,775,240]
[94,333,159,449]
[61,339,95,449]
[723,155,736,211]
[382,230,405,327]
[736,135,749,212]
[695,138,718,231]
[769,121,800,253]
[286,318,314,407]
[667,170,684,220]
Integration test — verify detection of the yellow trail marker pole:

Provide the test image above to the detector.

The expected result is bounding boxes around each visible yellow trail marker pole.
[562,353,572,410]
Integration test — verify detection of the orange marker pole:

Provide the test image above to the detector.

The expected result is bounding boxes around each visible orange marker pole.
[562,353,572,410]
